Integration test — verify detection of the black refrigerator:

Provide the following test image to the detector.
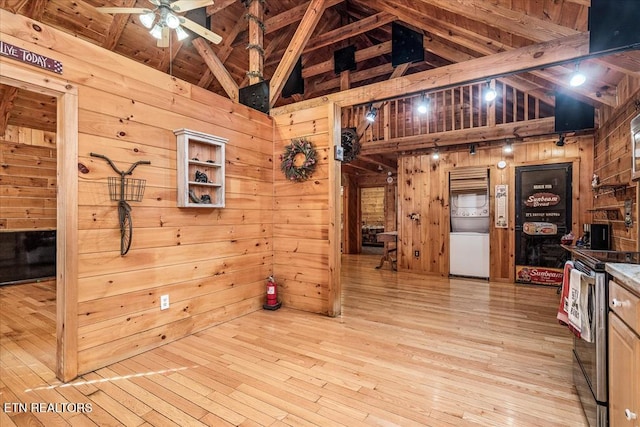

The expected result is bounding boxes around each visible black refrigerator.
[515,163,572,286]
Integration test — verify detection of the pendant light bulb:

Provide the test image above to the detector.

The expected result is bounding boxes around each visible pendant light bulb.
[484,82,497,102]
[569,63,586,87]
[175,25,189,41]
[149,24,163,40]
[139,11,155,29]
[432,151,440,160]
[365,105,377,122]
[165,12,180,29]
[417,93,429,114]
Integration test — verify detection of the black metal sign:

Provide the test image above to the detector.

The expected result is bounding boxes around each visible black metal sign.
[0,40,63,74]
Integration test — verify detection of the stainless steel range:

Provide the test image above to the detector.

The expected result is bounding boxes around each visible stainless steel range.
[565,248,640,427]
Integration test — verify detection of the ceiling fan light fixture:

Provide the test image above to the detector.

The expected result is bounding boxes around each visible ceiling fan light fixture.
[139,11,155,29]
[165,12,181,29]
[149,24,163,40]
[175,25,189,41]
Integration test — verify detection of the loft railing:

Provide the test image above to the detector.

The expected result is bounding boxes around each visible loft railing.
[342,80,554,143]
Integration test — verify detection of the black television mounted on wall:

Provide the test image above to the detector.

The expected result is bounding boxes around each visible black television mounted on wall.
[554,92,595,133]
[589,0,640,54]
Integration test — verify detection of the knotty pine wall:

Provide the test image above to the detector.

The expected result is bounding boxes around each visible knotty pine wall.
[593,85,640,251]
[396,136,593,281]
[2,11,273,377]
[0,125,57,230]
[272,103,341,316]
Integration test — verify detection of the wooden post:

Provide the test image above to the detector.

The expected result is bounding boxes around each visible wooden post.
[248,0,264,85]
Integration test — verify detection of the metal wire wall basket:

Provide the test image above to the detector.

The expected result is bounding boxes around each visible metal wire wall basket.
[107,176,146,202]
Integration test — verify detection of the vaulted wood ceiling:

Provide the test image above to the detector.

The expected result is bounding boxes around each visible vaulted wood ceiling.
[2,0,640,135]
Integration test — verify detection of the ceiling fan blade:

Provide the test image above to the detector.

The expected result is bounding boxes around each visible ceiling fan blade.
[170,0,214,13]
[96,7,149,14]
[180,17,222,44]
[157,26,170,48]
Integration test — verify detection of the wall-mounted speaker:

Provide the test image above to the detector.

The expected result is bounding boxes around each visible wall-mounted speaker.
[282,57,304,98]
[554,92,595,133]
[239,81,269,114]
[334,45,356,74]
[391,22,424,67]
[589,0,640,54]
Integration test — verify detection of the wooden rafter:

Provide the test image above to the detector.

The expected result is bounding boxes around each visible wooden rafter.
[272,33,591,115]
[371,0,617,106]
[192,38,239,102]
[197,15,246,88]
[269,0,327,107]
[102,0,136,51]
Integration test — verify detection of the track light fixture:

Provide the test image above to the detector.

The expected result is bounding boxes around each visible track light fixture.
[432,150,440,160]
[504,141,513,153]
[484,81,497,102]
[556,134,566,146]
[569,63,586,87]
[365,105,378,122]
[469,144,477,155]
[417,93,430,114]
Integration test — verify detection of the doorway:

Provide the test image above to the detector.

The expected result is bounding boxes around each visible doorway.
[1,61,79,381]
[360,186,385,254]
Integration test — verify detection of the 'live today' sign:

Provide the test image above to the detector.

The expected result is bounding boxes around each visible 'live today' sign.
[0,40,63,74]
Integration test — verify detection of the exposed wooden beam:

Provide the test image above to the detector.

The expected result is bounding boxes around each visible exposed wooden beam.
[303,12,396,54]
[269,0,327,107]
[192,38,239,102]
[12,0,46,20]
[360,117,556,155]
[265,0,344,34]
[413,0,576,42]
[301,41,392,79]
[271,33,591,115]
[206,0,237,15]
[102,0,136,51]
[197,13,245,88]
[0,85,18,136]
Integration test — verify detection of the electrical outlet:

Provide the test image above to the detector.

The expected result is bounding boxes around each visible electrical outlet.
[414,250,420,258]
[160,294,170,310]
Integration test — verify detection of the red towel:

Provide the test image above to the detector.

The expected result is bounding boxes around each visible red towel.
[557,260,573,326]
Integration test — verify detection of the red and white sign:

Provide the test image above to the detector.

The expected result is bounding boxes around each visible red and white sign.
[516,266,564,286]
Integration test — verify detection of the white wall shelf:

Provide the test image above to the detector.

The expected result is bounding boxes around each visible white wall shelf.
[175,128,227,208]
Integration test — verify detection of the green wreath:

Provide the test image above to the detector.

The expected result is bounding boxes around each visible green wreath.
[280,138,317,181]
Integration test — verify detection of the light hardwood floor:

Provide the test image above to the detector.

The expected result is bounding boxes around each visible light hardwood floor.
[1,255,587,426]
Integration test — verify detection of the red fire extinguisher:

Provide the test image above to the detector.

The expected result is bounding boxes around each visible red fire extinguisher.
[264,276,282,310]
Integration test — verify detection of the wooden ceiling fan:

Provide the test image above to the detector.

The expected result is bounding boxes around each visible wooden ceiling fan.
[97,0,222,48]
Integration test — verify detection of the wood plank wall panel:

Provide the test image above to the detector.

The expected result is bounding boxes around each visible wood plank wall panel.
[0,125,57,230]
[273,105,332,314]
[396,137,592,280]
[594,86,640,251]
[361,186,385,226]
[1,11,274,376]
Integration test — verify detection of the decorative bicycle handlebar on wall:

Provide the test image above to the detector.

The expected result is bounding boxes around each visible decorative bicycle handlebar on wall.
[90,153,151,256]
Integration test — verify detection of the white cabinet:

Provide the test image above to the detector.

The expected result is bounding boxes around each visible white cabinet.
[608,278,640,427]
[175,128,227,208]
